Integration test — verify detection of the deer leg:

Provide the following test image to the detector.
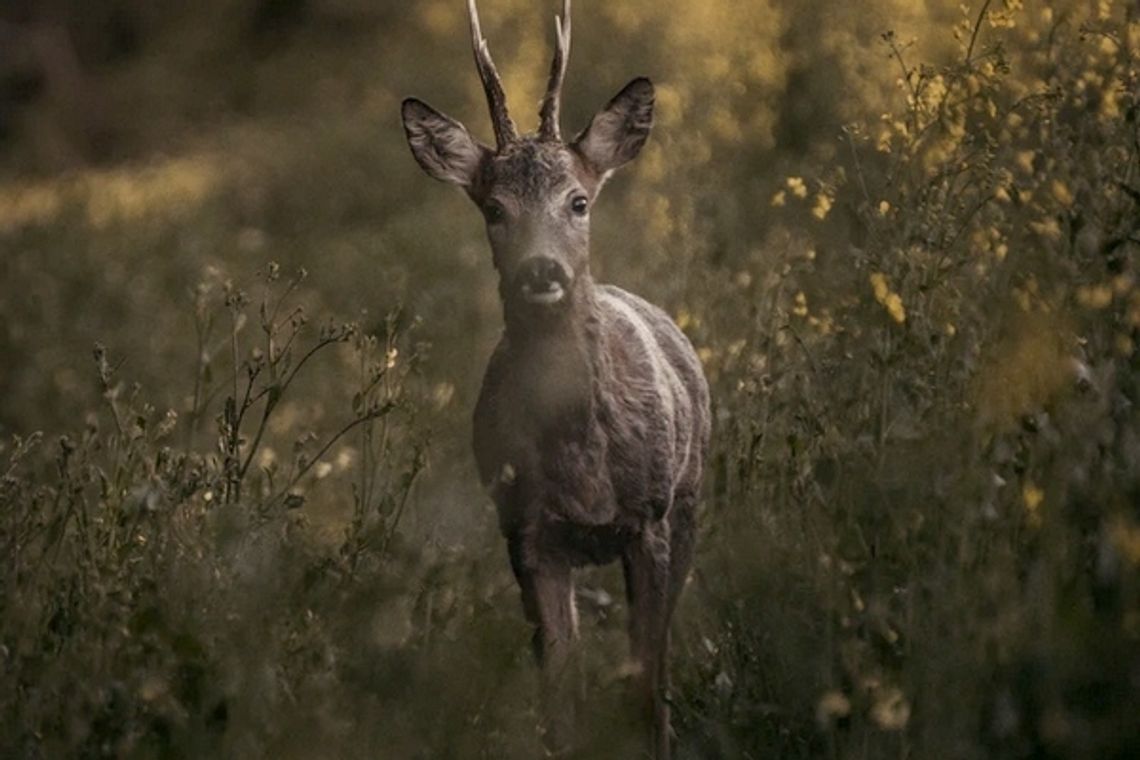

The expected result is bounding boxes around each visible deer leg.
[656,491,698,754]
[508,537,579,754]
[622,522,673,760]
[665,490,698,621]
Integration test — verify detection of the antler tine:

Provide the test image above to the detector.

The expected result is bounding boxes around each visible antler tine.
[467,0,518,149]
[538,0,571,142]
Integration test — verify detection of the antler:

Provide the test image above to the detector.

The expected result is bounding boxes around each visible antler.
[468,0,518,149]
[538,0,571,142]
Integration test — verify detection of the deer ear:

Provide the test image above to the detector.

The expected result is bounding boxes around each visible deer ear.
[572,77,654,176]
[401,98,489,188]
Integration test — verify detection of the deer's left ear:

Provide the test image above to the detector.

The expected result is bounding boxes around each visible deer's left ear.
[402,98,490,189]
[572,77,655,176]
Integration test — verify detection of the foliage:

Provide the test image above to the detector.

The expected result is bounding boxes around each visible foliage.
[1,1,1138,758]
[0,266,437,757]
[678,3,1140,757]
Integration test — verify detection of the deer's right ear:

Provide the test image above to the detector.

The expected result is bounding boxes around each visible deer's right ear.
[572,77,655,177]
[401,98,489,188]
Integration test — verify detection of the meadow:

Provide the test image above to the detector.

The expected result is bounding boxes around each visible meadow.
[1,1,1138,757]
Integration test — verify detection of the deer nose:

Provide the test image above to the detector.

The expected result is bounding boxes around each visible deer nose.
[517,257,571,305]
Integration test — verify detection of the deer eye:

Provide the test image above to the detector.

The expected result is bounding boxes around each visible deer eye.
[484,202,506,224]
[570,195,589,216]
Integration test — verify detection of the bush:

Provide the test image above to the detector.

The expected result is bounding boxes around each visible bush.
[674,4,1140,758]
[1,2,1138,758]
[0,266,432,757]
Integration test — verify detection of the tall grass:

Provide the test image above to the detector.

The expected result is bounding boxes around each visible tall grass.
[1,2,1138,758]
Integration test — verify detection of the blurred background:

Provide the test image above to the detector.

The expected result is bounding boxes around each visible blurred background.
[1,1,1138,758]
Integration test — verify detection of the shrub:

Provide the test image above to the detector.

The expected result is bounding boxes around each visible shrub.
[0,264,430,758]
[674,3,1140,758]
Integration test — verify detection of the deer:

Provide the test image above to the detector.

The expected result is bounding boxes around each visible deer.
[400,1,710,757]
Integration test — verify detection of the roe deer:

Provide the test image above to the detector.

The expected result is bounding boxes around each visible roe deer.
[401,1,709,756]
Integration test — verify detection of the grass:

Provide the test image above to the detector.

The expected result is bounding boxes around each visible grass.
[1,1,1139,758]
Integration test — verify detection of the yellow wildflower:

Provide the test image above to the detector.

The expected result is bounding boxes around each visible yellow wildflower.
[1015,150,1036,174]
[1023,482,1044,527]
[1051,180,1074,207]
[1076,284,1113,310]
[1030,218,1062,240]
[869,273,907,324]
[812,194,833,220]
[870,686,910,731]
[870,272,890,302]
[816,690,851,728]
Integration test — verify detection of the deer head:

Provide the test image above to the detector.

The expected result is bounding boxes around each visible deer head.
[401,0,654,321]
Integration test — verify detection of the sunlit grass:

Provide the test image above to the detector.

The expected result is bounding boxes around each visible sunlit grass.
[0,155,223,233]
[1,1,1139,757]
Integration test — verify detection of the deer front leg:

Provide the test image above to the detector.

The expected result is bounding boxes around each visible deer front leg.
[622,522,673,760]
[508,536,579,754]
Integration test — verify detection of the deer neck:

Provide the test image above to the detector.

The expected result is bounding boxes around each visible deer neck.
[502,271,600,348]
[500,274,604,429]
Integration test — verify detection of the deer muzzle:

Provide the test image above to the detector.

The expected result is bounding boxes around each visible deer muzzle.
[517,256,572,306]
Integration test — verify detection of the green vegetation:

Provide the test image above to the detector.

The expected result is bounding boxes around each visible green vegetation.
[1,1,1138,757]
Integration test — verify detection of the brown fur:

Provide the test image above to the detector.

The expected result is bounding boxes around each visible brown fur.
[401,4,708,756]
